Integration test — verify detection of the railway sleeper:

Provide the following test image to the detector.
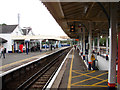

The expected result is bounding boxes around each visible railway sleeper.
[35,81,46,85]
[31,85,44,88]
[37,79,47,82]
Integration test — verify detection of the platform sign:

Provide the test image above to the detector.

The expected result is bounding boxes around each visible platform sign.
[91,54,95,61]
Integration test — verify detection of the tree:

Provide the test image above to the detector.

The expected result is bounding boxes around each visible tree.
[0,23,7,25]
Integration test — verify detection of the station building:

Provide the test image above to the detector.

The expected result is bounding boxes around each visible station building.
[0,24,34,53]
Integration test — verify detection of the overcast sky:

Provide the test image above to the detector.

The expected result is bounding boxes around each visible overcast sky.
[0,0,67,36]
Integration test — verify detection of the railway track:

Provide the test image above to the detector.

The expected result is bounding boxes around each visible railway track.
[2,48,71,90]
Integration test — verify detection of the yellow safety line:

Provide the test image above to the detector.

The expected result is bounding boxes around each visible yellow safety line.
[0,52,47,69]
[71,72,108,86]
[67,49,74,90]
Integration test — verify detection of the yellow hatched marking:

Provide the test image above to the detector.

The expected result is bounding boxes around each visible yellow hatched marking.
[72,70,107,81]
[67,49,74,90]
[72,70,95,78]
[0,52,47,69]
[71,72,108,86]
[92,79,108,86]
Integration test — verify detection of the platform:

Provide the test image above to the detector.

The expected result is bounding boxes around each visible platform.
[97,55,118,71]
[0,47,69,75]
[51,48,115,90]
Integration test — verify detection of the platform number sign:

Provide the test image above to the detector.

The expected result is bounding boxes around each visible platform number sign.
[70,25,75,32]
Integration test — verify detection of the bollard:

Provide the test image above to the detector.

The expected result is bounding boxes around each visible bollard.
[106,55,108,60]
[97,52,99,55]
[88,62,92,70]
[83,55,85,60]
[108,83,116,90]
[81,52,83,55]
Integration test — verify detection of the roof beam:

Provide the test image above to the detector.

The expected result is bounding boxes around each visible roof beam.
[96,4,108,17]
[95,4,108,26]
[85,2,95,18]
[65,11,83,17]
[64,6,83,14]
[60,18,110,22]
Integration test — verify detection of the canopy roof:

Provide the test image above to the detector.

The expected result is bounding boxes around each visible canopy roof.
[42,2,120,38]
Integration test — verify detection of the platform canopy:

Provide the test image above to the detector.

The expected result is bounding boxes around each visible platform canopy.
[42,2,120,38]
[11,35,68,41]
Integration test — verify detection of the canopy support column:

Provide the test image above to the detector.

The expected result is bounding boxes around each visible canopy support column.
[118,30,120,89]
[81,35,83,55]
[88,22,92,70]
[97,33,100,55]
[93,37,95,53]
[106,34,109,60]
[83,27,85,60]
[108,3,117,89]
[39,40,42,52]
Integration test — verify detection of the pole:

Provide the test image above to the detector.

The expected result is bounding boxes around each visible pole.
[79,36,81,56]
[97,33,100,55]
[108,3,117,89]
[118,30,120,89]
[93,37,95,53]
[26,41,28,55]
[39,40,42,52]
[83,27,85,60]
[88,22,92,70]
[45,40,47,51]
[106,34,109,60]
[81,34,83,55]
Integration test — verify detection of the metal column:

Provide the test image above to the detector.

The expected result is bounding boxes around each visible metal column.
[106,34,109,60]
[26,41,29,55]
[108,3,117,89]
[45,40,47,51]
[83,27,85,60]
[97,33,100,55]
[39,40,42,52]
[79,37,81,56]
[118,31,120,89]
[93,37,95,53]
[81,34,83,55]
[88,22,92,70]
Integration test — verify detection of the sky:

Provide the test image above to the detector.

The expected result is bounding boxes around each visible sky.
[0,0,67,36]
